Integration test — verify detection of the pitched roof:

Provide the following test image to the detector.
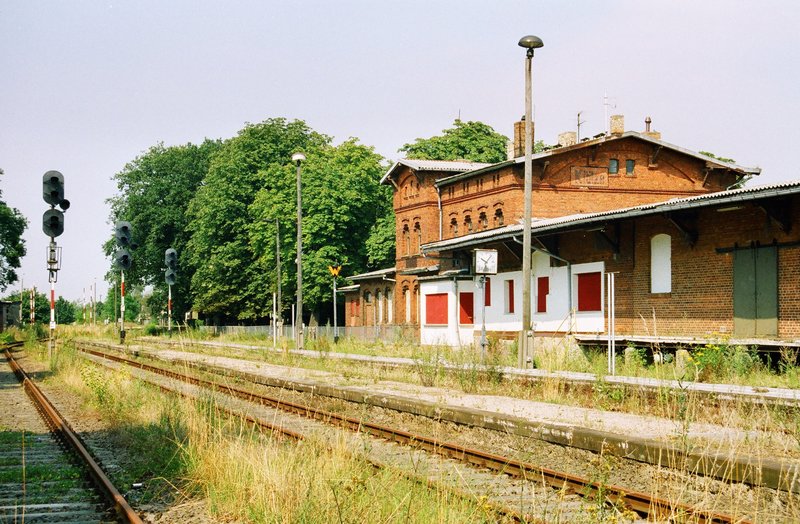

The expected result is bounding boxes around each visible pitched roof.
[421,180,800,252]
[433,131,761,188]
[380,159,492,185]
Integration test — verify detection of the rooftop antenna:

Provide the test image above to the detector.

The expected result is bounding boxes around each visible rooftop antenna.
[576,111,586,141]
[603,93,616,135]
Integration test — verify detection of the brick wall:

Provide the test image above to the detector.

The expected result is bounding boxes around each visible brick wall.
[543,196,800,339]
[438,137,738,241]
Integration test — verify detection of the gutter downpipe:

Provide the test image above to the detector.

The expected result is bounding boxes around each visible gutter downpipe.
[436,186,443,240]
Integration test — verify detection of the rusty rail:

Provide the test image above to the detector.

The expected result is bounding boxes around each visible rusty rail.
[80,343,747,523]
[3,344,144,524]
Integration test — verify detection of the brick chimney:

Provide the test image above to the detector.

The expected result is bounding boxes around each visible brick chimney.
[557,131,577,147]
[509,117,534,159]
[609,114,624,136]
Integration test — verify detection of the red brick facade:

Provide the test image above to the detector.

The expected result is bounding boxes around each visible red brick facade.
[344,125,762,341]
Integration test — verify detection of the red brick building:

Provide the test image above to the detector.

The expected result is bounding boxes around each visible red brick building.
[343,116,772,345]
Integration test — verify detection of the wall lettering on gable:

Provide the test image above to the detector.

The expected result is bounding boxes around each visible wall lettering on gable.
[571,166,608,187]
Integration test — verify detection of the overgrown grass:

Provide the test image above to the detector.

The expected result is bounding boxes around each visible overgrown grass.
[26,339,511,522]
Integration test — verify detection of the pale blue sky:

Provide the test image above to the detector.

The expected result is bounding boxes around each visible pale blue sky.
[2,1,799,301]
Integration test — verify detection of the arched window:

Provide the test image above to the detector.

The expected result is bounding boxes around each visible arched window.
[651,234,672,293]
[494,208,504,227]
[364,291,372,304]
[404,288,411,323]
[464,215,473,233]
[386,289,393,324]
[376,291,383,324]
[402,224,410,256]
[413,222,421,253]
[479,212,488,229]
[450,218,458,236]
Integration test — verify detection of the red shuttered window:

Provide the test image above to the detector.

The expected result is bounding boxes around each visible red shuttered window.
[425,293,448,325]
[536,276,549,313]
[459,292,474,324]
[577,272,602,312]
[505,280,515,314]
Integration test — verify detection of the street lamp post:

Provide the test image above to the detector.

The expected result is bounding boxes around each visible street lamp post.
[518,34,543,368]
[292,152,306,350]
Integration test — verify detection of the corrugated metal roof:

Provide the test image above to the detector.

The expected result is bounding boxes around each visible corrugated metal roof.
[422,180,800,252]
[433,131,761,188]
[349,267,396,281]
[380,159,492,185]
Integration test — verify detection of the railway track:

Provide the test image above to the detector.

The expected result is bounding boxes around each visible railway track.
[78,342,749,523]
[1,342,143,524]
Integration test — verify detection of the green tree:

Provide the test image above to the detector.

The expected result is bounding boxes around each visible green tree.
[365,213,396,269]
[55,296,77,324]
[106,140,221,320]
[0,169,27,291]
[399,120,509,163]
[249,138,389,324]
[187,118,329,323]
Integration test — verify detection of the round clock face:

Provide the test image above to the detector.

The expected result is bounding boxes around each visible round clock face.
[475,249,498,274]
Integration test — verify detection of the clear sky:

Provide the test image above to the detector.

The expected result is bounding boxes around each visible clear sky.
[2,1,799,303]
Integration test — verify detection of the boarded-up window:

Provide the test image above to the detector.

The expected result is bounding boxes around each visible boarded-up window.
[505,279,515,314]
[577,272,602,312]
[425,293,448,325]
[350,297,359,316]
[536,276,549,313]
[650,234,671,293]
[459,292,474,324]
[484,277,491,307]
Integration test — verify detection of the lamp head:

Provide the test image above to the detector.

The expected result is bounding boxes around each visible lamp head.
[292,152,306,164]
[518,35,544,57]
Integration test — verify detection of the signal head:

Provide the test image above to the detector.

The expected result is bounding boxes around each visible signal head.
[115,249,132,270]
[165,268,177,286]
[114,221,133,246]
[42,170,66,207]
[42,209,64,237]
[164,248,178,269]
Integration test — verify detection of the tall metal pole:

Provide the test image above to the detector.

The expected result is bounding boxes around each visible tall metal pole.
[293,153,306,350]
[276,218,282,339]
[30,287,35,325]
[333,275,338,342]
[167,283,172,333]
[518,35,543,369]
[120,270,126,344]
[49,280,55,358]
[480,275,487,363]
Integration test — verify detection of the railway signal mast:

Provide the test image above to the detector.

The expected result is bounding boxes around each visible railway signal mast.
[114,221,134,344]
[42,171,70,357]
[164,248,178,334]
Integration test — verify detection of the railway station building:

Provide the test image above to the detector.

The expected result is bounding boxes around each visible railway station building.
[341,116,800,348]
